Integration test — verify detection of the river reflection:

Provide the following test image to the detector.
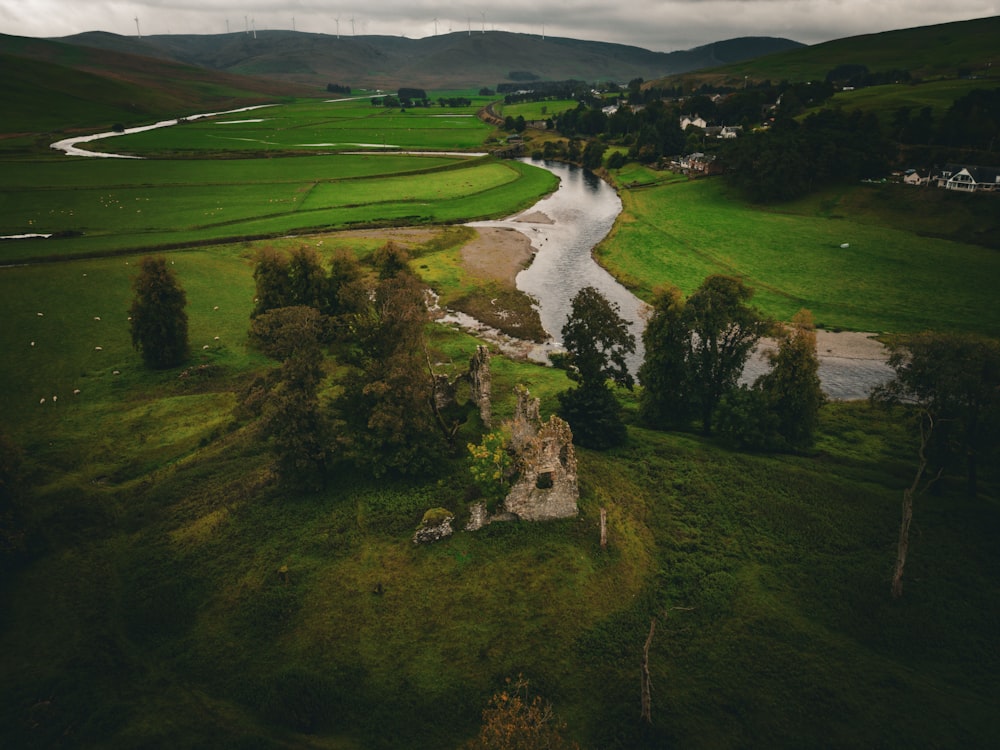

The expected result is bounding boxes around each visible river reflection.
[470,158,891,400]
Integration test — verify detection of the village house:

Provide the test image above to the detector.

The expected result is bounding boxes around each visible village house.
[936,164,1000,193]
[902,169,930,186]
[679,114,708,130]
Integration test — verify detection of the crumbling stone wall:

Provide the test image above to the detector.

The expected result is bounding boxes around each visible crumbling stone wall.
[469,345,492,428]
[429,344,492,429]
[502,388,579,521]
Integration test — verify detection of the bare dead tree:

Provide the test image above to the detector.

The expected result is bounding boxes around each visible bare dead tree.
[640,617,656,724]
[892,409,943,599]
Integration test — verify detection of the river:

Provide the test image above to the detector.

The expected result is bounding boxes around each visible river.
[48,114,890,399]
[471,159,892,401]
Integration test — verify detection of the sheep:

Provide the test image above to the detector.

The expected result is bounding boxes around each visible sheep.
[52,395,57,403]
[95,346,103,351]
[94,316,101,321]
[73,389,81,395]
[113,370,120,375]
[39,397,45,404]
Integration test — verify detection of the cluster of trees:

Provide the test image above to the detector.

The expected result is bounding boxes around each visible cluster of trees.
[552,277,825,453]
[825,64,912,88]
[325,83,351,94]
[237,245,466,487]
[498,80,590,100]
[720,108,889,202]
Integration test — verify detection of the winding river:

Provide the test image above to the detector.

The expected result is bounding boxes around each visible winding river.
[48,113,891,399]
[472,159,892,401]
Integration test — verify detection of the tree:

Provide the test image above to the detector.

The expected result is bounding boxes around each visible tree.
[464,675,579,750]
[334,269,445,476]
[246,306,328,489]
[683,275,768,435]
[756,309,826,449]
[560,286,635,389]
[252,247,292,317]
[715,310,825,452]
[871,331,1000,598]
[872,332,1000,498]
[556,287,636,449]
[128,255,189,369]
[638,286,692,429]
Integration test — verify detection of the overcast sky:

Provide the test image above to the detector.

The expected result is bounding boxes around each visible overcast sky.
[1,1,996,52]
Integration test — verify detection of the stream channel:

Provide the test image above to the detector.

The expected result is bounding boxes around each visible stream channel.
[470,159,892,401]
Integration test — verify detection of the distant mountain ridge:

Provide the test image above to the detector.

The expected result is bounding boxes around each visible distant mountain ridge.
[50,30,805,89]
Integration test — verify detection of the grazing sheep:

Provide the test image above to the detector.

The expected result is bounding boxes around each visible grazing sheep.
[95,346,103,351]
[37,312,43,316]
[52,395,57,403]
[30,341,35,347]
[94,316,101,321]
[39,397,45,404]
[73,389,81,395]
[203,345,210,350]
[113,370,120,375]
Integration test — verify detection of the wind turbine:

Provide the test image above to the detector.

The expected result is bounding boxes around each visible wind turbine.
[350,17,355,36]
[433,17,438,36]
[480,11,486,34]
[251,17,257,39]
[335,17,340,38]
[134,16,141,39]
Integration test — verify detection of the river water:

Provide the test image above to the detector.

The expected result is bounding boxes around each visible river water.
[471,159,892,401]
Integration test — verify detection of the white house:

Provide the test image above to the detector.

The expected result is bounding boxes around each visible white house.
[937,164,1000,192]
[680,114,708,130]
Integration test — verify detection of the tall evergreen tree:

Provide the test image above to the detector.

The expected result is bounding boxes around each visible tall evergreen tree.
[128,255,189,369]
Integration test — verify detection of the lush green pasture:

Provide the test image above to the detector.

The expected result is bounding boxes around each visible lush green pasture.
[599,177,1000,336]
[500,99,578,121]
[828,78,994,124]
[0,155,556,261]
[84,98,491,156]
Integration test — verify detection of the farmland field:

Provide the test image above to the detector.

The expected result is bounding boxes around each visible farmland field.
[1,98,558,261]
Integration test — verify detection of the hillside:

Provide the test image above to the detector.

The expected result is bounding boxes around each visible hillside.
[53,29,804,90]
[0,33,316,138]
[647,14,1000,89]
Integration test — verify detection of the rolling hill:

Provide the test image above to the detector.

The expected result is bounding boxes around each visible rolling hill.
[51,29,804,90]
[646,14,1000,90]
[0,33,316,137]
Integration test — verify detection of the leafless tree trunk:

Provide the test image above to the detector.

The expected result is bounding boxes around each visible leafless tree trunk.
[640,617,656,724]
[892,411,941,599]
[600,507,607,551]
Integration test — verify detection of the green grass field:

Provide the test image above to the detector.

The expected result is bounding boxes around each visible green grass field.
[598,177,1000,336]
[2,83,999,749]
